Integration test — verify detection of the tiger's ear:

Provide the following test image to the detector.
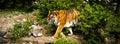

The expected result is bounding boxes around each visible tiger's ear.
[55,11,59,16]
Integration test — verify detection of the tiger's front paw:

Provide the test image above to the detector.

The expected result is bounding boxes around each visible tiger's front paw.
[52,36,57,39]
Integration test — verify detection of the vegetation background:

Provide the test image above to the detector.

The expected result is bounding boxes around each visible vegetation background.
[0,0,120,44]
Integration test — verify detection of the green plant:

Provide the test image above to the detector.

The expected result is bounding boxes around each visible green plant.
[62,28,70,35]
[33,10,46,24]
[52,38,80,44]
[105,15,120,43]
[106,15,120,33]
[11,19,34,41]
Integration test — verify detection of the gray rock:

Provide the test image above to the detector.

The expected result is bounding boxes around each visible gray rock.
[32,32,43,37]
[30,24,43,37]
[3,32,13,39]
[0,30,7,37]
[0,37,8,44]
[37,40,45,44]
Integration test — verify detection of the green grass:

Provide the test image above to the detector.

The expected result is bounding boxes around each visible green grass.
[52,38,80,44]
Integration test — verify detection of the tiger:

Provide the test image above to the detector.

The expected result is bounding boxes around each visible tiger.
[47,9,79,39]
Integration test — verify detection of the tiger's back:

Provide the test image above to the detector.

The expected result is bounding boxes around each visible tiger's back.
[64,9,79,27]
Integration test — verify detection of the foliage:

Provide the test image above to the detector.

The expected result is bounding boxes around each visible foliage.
[11,20,34,41]
[105,15,120,38]
[0,0,34,10]
[106,16,120,33]
[76,3,113,44]
[62,28,71,35]
[78,3,111,34]
[32,10,46,24]
[52,38,80,44]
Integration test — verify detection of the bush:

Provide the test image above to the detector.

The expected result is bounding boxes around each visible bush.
[32,10,47,24]
[106,16,120,33]
[105,15,120,41]
[77,3,113,44]
[11,19,34,41]
[79,3,111,34]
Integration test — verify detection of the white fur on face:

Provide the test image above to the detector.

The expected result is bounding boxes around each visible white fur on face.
[48,18,55,24]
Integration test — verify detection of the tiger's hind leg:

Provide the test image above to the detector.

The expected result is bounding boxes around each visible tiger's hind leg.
[60,32,66,38]
[68,27,73,36]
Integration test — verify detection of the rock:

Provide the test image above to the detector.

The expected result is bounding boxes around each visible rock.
[21,37,33,42]
[0,30,7,37]
[22,18,27,22]
[31,24,42,30]
[37,40,45,44]
[22,41,37,44]
[38,37,55,44]
[32,32,43,37]
[21,36,55,44]
[37,33,43,37]
[3,32,13,39]
[30,24,43,37]
[0,37,8,44]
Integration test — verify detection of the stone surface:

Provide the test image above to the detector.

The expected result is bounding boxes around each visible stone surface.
[0,30,7,37]
[3,32,13,39]
[0,37,8,44]
[30,24,43,37]
[21,36,55,44]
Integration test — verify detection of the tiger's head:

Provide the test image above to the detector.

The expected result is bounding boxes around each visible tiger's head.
[47,11,59,25]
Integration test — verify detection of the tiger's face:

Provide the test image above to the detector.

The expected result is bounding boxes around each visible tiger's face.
[47,11,59,24]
